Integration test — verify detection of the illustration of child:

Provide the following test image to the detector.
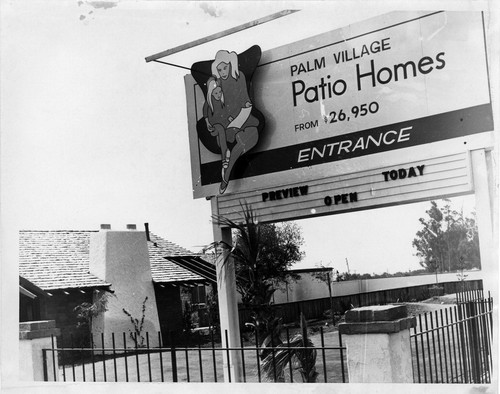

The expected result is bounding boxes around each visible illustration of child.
[203,77,235,179]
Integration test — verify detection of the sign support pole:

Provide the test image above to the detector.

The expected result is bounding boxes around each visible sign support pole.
[471,149,496,295]
[211,197,243,382]
[470,148,497,382]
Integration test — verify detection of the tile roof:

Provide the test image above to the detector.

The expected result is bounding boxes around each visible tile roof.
[147,233,207,284]
[19,230,210,290]
[19,230,110,291]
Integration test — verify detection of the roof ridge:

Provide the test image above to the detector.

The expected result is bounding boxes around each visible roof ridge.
[19,230,99,233]
[149,232,194,249]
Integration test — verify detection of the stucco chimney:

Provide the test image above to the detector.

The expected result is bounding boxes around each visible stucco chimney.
[89,224,160,347]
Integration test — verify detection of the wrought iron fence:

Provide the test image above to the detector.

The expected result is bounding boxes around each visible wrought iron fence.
[410,292,493,383]
[43,326,347,383]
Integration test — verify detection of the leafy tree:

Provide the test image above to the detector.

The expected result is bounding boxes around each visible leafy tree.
[74,289,113,332]
[211,204,304,350]
[336,272,374,281]
[412,200,480,273]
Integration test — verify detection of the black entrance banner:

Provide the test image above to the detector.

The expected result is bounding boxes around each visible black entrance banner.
[200,103,493,186]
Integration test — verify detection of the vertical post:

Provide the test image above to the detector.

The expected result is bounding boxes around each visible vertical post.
[470,149,496,296]
[169,331,178,383]
[470,149,497,382]
[327,271,335,326]
[211,198,243,382]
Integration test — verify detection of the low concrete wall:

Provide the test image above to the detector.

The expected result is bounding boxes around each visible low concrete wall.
[19,320,60,381]
[339,305,416,383]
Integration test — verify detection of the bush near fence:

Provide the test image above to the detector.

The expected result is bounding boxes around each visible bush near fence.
[238,280,482,326]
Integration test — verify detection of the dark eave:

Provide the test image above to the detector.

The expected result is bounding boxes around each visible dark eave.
[19,276,51,298]
[163,255,217,284]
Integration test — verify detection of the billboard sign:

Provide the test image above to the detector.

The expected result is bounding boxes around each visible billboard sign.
[185,11,493,199]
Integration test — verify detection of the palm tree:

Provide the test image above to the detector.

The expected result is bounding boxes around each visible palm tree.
[209,202,306,380]
[261,313,318,383]
[210,204,283,350]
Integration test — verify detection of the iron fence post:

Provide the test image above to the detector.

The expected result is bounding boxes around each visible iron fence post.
[42,349,48,382]
[170,331,178,382]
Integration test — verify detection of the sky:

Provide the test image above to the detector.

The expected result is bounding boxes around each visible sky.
[0,0,495,275]
[0,1,490,279]
[1,1,497,391]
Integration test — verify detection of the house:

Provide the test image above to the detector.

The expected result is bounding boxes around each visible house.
[19,224,216,347]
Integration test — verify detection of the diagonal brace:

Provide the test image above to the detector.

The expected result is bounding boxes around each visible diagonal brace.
[145,9,299,63]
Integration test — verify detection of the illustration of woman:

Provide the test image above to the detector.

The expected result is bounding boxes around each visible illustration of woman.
[211,50,260,194]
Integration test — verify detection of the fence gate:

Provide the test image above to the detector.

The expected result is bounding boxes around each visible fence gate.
[411,290,493,384]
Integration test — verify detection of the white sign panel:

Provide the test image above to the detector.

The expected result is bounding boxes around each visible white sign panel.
[185,11,493,199]
[217,151,472,224]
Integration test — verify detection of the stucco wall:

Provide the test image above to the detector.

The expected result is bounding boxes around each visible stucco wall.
[343,329,413,383]
[19,321,60,381]
[89,230,160,347]
[19,336,58,381]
